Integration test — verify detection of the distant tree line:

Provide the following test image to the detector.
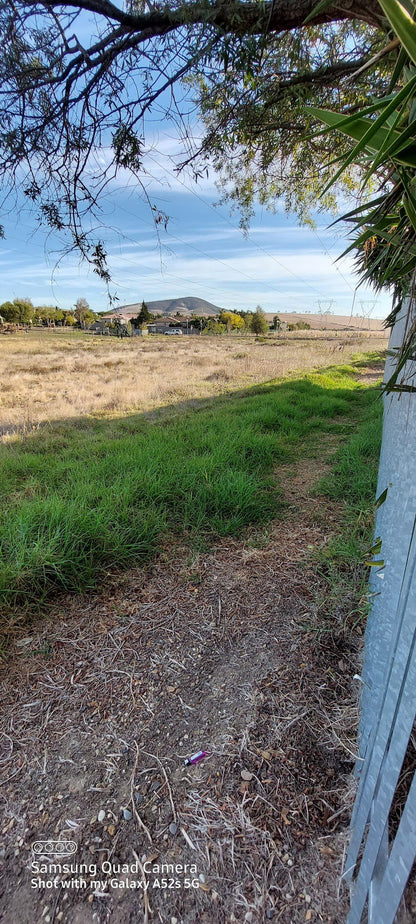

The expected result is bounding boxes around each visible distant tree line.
[0,297,98,327]
[0,297,311,335]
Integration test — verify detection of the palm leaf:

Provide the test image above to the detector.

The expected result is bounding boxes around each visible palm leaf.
[378,0,416,65]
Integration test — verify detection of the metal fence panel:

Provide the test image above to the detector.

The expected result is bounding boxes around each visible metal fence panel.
[345,299,416,923]
[372,771,416,924]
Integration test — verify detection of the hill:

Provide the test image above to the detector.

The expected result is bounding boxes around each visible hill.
[101,298,385,330]
[104,296,224,319]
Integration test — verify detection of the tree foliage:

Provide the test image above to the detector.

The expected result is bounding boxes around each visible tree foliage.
[311,0,416,392]
[74,297,95,326]
[250,306,269,334]
[0,0,397,280]
[219,310,245,330]
[0,298,34,323]
[132,301,151,327]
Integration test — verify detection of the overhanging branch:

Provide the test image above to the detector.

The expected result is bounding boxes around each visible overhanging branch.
[24,0,385,39]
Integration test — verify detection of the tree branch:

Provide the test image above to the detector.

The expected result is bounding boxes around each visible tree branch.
[25,0,385,38]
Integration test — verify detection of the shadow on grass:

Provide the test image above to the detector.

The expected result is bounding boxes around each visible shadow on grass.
[0,359,384,613]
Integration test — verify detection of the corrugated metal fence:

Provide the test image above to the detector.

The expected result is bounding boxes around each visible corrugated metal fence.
[344,301,416,923]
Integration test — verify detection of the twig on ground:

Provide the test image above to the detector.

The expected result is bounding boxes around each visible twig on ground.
[142,748,177,823]
[132,849,152,923]
[130,741,153,844]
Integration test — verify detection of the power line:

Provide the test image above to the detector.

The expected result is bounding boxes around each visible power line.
[108,197,319,306]
[145,151,345,302]
[109,179,335,307]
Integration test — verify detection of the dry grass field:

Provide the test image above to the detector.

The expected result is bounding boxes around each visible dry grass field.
[0,327,388,434]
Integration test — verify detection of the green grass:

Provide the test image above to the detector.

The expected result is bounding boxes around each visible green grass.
[312,377,383,628]
[0,359,384,613]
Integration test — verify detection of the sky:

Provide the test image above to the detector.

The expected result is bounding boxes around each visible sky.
[0,158,393,320]
[0,11,393,321]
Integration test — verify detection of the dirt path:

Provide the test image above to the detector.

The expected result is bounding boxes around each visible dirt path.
[0,447,360,924]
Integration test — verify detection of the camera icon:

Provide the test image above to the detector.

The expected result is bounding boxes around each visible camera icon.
[32,840,77,857]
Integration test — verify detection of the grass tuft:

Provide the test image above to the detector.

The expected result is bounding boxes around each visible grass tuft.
[0,359,383,617]
[312,382,383,629]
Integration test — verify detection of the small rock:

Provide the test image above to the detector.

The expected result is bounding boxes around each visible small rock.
[241,769,253,782]
[199,873,205,883]
[169,822,178,836]
[97,810,105,823]
[151,781,161,792]
[171,918,178,924]
[134,792,144,804]
[123,809,132,821]
[57,914,64,922]
[266,911,274,920]
[107,824,116,836]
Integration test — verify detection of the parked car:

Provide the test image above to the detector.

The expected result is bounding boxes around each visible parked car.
[164,328,183,335]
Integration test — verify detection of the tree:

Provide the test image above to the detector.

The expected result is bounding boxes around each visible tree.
[74,298,95,328]
[113,318,132,338]
[310,0,416,386]
[203,319,227,335]
[189,315,206,332]
[219,310,245,331]
[0,0,396,278]
[0,298,34,323]
[132,301,151,327]
[250,307,269,335]
[34,305,58,326]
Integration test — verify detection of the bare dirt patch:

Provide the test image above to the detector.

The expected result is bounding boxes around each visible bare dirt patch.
[0,441,361,924]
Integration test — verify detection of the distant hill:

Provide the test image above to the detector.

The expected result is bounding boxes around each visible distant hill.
[101,299,386,331]
[264,311,385,331]
[103,296,224,319]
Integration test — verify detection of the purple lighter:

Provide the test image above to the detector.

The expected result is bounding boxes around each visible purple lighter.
[184,750,207,766]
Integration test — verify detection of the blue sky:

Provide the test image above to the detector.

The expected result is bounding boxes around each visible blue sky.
[0,7,394,321]
[0,133,392,320]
